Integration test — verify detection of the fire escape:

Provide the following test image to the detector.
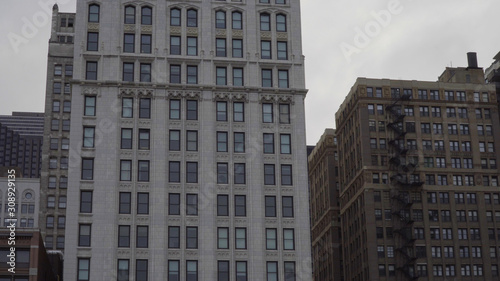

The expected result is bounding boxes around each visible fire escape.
[386,90,424,280]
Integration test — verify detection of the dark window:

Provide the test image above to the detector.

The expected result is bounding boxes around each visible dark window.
[86,61,97,80]
[136,260,148,281]
[278,70,289,88]
[277,41,288,60]
[187,9,197,27]
[217,195,229,216]
[78,258,90,281]
[187,65,198,84]
[81,158,94,180]
[138,129,150,150]
[121,128,133,149]
[141,34,151,53]
[118,225,130,247]
[266,229,277,250]
[120,160,132,181]
[232,11,242,29]
[265,196,276,217]
[216,67,227,85]
[263,133,274,154]
[281,165,292,185]
[187,37,197,56]
[169,161,180,182]
[170,36,181,55]
[186,226,198,248]
[282,196,294,217]
[216,11,226,28]
[138,160,150,182]
[169,130,180,151]
[187,100,198,120]
[141,6,152,25]
[234,102,244,122]
[235,195,246,216]
[170,65,181,83]
[137,193,149,214]
[232,39,243,58]
[170,8,180,26]
[168,260,180,280]
[168,226,180,248]
[80,191,93,213]
[262,69,272,87]
[122,97,133,118]
[217,163,228,184]
[260,13,270,31]
[117,260,129,281]
[124,34,135,53]
[264,164,275,185]
[218,261,230,281]
[216,38,227,57]
[136,226,148,248]
[87,32,98,51]
[234,132,245,152]
[124,6,135,24]
[187,261,198,281]
[79,224,91,246]
[139,98,151,118]
[261,41,271,59]
[88,4,100,22]
[140,63,151,82]
[233,68,243,86]
[169,193,180,215]
[217,102,227,121]
[186,194,198,215]
[119,192,131,214]
[186,131,198,151]
[234,163,246,184]
[186,162,198,183]
[169,99,181,119]
[276,14,286,31]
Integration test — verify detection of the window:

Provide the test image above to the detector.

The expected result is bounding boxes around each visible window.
[140,63,151,82]
[262,69,272,87]
[119,193,131,214]
[277,41,288,60]
[170,8,181,26]
[261,40,271,59]
[217,228,229,249]
[232,39,243,58]
[81,158,94,180]
[216,10,226,28]
[124,34,135,53]
[80,191,92,213]
[63,101,71,112]
[170,65,181,83]
[283,229,294,250]
[216,38,227,57]
[186,162,198,183]
[260,13,270,30]
[62,119,70,131]
[187,37,197,56]
[137,193,149,214]
[78,258,90,281]
[265,196,276,217]
[141,6,152,25]
[187,9,197,27]
[279,104,290,124]
[86,61,97,80]
[169,193,180,215]
[276,14,286,32]
[169,100,180,119]
[136,260,148,281]
[235,195,246,216]
[87,32,98,51]
[168,260,180,280]
[232,11,242,29]
[169,161,180,182]
[124,6,135,24]
[186,194,198,215]
[186,226,198,248]
[79,224,91,246]
[267,262,278,280]
[281,165,292,185]
[218,261,229,281]
[217,132,228,152]
[121,129,132,149]
[138,160,149,182]
[235,228,247,249]
[53,82,62,94]
[46,216,54,228]
[264,164,275,185]
[52,101,60,112]
[186,131,198,151]
[187,100,198,120]
[115,227,132,251]
[117,259,129,281]
[122,98,133,118]
[186,261,198,281]
[263,103,273,122]
[168,226,180,248]
[138,129,150,150]
[266,228,277,250]
[278,70,289,88]
[141,34,151,53]
[234,132,245,152]
[263,133,274,154]
[233,68,243,86]
[170,36,181,55]
[136,226,148,248]
[234,163,246,184]
[216,67,227,85]
[88,4,99,22]
[83,127,95,148]
[217,195,229,216]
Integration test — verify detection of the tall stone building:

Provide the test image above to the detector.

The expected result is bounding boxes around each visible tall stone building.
[336,54,500,280]
[308,128,342,281]
[0,112,44,178]
[39,4,75,251]
[50,0,312,280]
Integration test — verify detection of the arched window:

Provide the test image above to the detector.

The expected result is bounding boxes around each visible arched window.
[232,11,242,29]
[260,13,270,31]
[170,8,181,26]
[141,6,152,25]
[125,6,136,24]
[88,4,100,23]
[276,14,286,32]
[216,11,226,29]
[187,9,197,27]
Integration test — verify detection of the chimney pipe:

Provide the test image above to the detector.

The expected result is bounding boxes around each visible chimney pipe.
[467,52,478,68]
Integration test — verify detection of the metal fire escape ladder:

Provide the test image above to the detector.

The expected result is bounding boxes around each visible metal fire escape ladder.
[386,93,423,280]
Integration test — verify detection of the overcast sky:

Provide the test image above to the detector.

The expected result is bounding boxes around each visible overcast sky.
[1,0,500,145]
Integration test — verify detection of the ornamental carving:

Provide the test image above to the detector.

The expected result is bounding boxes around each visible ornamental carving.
[259,93,294,104]
[87,23,99,31]
[212,92,249,102]
[166,90,201,100]
[276,32,288,40]
[216,29,227,37]
[170,26,182,35]
[82,87,99,96]
[260,31,272,39]
[232,30,243,38]
[141,25,153,33]
[124,24,135,32]
[187,27,198,35]
[137,88,154,97]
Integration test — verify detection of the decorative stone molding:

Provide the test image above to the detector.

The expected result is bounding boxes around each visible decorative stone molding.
[279,125,291,131]
[260,31,272,39]
[168,218,181,224]
[120,151,133,158]
[187,27,198,35]
[276,32,288,40]
[185,251,198,257]
[266,252,279,258]
[217,186,229,192]
[137,151,150,157]
[259,93,294,104]
[87,23,99,31]
[82,87,100,96]
[235,252,248,258]
[232,30,243,38]
[168,250,180,256]
[117,249,130,256]
[216,29,226,37]
[137,184,149,190]
[120,120,134,126]
[169,152,182,158]
[170,26,182,35]
[141,25,153,33]
[217,218,230,225]
[217,251,230,258]
[124,24,135,32]
[167,90,201,100]
[137,217,149,223]
[118,216,131,223]
[213,92,249,102]
[118,183,133,189]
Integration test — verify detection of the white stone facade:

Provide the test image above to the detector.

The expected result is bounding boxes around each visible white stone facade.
[64,0,311,280]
